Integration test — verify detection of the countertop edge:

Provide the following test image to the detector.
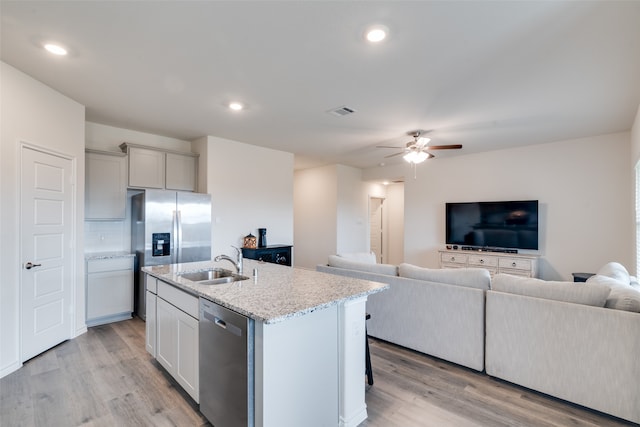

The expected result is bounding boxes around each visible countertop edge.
[143,263,388,324]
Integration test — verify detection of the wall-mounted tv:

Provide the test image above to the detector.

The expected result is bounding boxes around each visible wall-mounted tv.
[445,200,539,251]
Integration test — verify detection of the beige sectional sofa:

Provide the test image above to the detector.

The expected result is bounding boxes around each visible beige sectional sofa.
[317,256,640,424]
[317,255,491,371]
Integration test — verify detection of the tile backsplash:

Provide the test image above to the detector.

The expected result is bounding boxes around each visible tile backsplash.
[85,220,129,253]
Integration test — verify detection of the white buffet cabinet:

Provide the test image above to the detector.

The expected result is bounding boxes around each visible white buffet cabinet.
[439,249,539,277]
[143,260,387,427]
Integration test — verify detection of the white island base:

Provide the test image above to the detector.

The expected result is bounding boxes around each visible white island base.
[256,296,367,427]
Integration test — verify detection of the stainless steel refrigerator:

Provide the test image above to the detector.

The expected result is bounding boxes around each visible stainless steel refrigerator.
[132,189,212,319]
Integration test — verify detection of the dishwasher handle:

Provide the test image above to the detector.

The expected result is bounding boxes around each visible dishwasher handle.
[203,310,243,337]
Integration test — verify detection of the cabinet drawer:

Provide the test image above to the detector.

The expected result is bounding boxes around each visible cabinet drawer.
[158,280,199,319]
[468,254,498,267]
[87,257,133,273]
[146,275,158,294]
[440,253,467,265]
[498,258,531,271]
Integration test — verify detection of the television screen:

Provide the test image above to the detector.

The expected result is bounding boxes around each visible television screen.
[445,200,539,250]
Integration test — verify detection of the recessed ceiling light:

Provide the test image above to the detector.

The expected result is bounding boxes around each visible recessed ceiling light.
[366,25,388,43]
[44,43,67,56]
[229,102,243,111]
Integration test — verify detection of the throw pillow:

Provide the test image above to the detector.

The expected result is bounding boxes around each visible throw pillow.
[587,274,640,312]
[596,262,630,283]
[337,252,377,264]
[327,255,398,276]
[492,274,611,307]
[398,263,491,290]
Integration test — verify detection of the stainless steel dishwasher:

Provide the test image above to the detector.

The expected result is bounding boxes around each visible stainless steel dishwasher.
[199,298,254,427]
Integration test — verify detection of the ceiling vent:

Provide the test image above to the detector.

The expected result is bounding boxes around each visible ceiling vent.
[327,105,356,117]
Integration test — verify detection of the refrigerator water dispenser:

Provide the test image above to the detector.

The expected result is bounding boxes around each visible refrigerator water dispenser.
[152,232,171,256]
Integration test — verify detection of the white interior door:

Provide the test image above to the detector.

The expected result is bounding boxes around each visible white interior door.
[21,146,74,361]
[370,198,384,263]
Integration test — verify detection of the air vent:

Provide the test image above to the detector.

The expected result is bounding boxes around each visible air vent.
[327,105,356,117]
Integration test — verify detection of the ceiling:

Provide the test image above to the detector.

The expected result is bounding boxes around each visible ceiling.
[2,1,640,170]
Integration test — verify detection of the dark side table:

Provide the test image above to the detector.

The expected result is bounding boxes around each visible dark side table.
[242,245,292,266]
[572,272,595,283]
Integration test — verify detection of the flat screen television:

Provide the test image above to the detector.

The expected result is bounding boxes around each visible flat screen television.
[445,200,539,250]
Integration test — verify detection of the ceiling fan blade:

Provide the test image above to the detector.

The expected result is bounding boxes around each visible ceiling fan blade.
[384,152,405,158]
[425,144,463,150]
[376,145,404,149]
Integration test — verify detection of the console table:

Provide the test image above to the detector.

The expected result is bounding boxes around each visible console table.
[439,249,539,278]
[242,245,292,266]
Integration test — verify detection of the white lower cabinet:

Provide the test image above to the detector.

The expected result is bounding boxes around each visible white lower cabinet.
[145,293,157,357]
[86,256,134,326]
[152,278,199,403]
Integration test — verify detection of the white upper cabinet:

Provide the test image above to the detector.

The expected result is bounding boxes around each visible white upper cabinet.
[166,152,198,191]
[128,146,165,189]
[85,149,127,219]
[120,142,198,192]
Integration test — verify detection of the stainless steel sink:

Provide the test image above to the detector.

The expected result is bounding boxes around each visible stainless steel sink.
[177,268,249,285]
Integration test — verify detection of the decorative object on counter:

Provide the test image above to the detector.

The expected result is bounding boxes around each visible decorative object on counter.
[258,228,267,248]
[243,233,257,249]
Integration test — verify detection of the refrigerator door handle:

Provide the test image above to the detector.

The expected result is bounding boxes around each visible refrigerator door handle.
[176,210,183,263]
[172,210,178,264]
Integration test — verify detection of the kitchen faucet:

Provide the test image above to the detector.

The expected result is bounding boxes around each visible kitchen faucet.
[214,246,243,274]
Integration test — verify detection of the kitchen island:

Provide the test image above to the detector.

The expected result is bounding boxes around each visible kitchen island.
[143,259,388,427]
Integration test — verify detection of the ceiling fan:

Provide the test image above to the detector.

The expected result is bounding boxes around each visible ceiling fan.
[377,130,462,164]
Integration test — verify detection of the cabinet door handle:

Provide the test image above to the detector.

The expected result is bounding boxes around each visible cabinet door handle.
[479,259,484,264]
[512,262,517,267]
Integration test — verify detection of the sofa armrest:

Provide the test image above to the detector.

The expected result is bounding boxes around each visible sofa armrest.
[486,290,640,424]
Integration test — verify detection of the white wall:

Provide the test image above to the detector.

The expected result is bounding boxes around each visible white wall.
[365,132,633,280]
[1,62,85,377]
[384,183,405,265]
[336,165,369,255]
[631,104,640,274]
[294,165,338,269]
[204,136,294,258]
[86,121,192,153]
[294,165,377,269]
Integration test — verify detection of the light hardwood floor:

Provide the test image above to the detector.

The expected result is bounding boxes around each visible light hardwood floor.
[0,318,635,427]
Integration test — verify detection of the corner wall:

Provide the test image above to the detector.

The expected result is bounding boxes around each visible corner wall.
[204,136,294,258]
[1,62,85,377]
[365,132,633,279]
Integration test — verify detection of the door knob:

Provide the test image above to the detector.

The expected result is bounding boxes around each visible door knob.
[24,262,42,270]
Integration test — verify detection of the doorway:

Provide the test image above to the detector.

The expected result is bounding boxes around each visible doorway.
[370,198,384,263]
[20,145,74,361]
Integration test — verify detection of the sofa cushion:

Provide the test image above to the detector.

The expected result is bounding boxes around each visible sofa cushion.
[336,251,376,264]
[492,274,610,307]
[327,255,398,276]
[587,274,640,312]
[596,262,630,283]
[398,263,491,290]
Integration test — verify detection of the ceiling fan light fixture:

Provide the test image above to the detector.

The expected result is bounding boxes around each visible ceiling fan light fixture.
[416,137,431,145]
[403,151,429,164]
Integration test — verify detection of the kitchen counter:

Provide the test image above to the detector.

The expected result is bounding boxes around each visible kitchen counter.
[142,259,388,324]
[85,251,135,260]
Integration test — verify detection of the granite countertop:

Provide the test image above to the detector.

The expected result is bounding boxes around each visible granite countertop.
[85,251,136,260]
[143,259,388,324]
